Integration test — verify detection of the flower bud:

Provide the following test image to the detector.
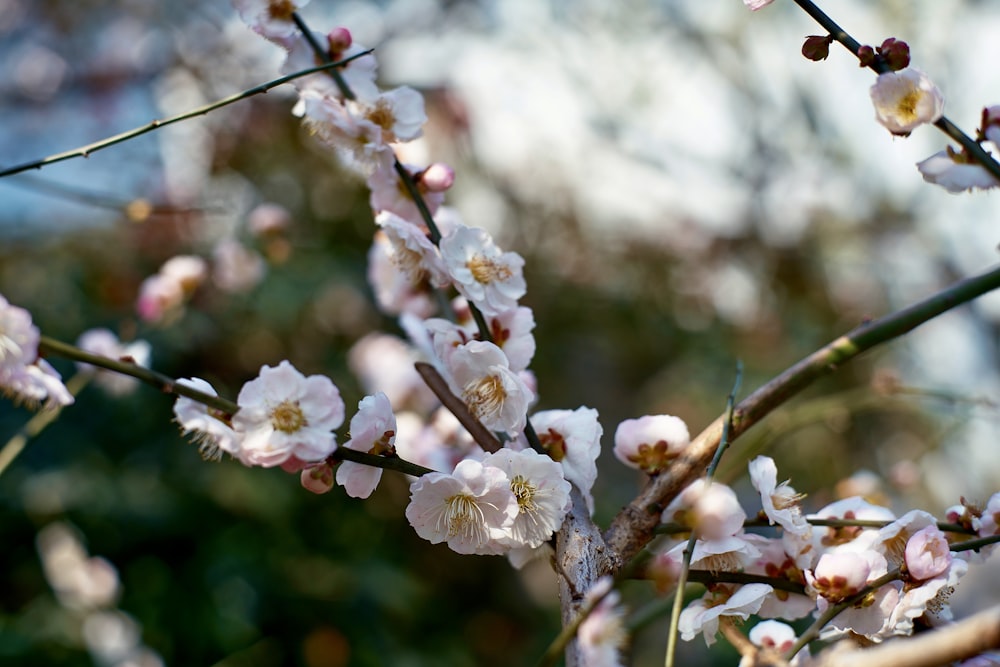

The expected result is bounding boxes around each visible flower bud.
[801,35,833,61]
[327,27,353,55]
[301,462,335,494]
[857,45,876,68]
[878,38,910,72]
[419,163,456,192]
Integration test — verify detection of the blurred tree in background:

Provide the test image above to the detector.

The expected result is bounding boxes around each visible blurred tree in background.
[2,0,999,665]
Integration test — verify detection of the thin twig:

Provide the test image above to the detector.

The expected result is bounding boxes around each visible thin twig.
[664,362,743,667]
[0,372,90,478]
[790,0,1000,183]
[413,362,502,452]
[0,52,373,179]
[38,335,432,476]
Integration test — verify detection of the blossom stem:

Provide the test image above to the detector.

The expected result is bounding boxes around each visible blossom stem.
[289,12,445,245]
[0,52,373,179]
[790,0,1000,183]
[0,372,90,479]
[606,262,1000,568]
[38,335,432,476]
[39,335,239,414]
[291,12,354,101]
[413,361,502,452]
[663,362,743,667]
[948,534,1000,553]
[784,568,902,660]
[328,447,434,477]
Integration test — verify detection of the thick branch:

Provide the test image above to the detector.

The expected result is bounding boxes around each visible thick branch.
[812,604,1000,667]
[604,263,1000,567]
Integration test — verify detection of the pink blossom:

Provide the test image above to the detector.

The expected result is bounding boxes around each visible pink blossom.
[301,462,335,494]
[445,341,534,436]
[678,583,773,646]
[440,226,526,317]
[405,458,517,555]
[375,211,450,288]
[578,577,627,666]
[748,620,797,654]
[368,158,445,224]
[749,455,809,535]
[870,68,944,136]
[173,378,240,461]
[481,448,571,549]
[806,552,871,603]
[916,149,1000,193]
[335,392,396,499]
[232,360,345,467]
[232,0,309,45]
[614,414,689,474]
[527,406,602,513]
[665,479,746,541]
[0,294,39,371]
[75,329,151,396]
[366,231,438,318]
[743,0,775,9]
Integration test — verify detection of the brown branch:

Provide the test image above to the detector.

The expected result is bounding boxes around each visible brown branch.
[603,263,1000,568]
[812,604,1000,667]
[413,362,502,452]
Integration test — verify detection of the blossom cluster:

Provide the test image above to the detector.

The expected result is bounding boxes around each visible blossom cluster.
[0,294,73,409]
[645,453,997,657]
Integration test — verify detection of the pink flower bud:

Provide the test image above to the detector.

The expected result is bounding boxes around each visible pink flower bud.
[327,27,353,55]
[904,525,952,581]
[877,38,910,71]
[419,163,456,192]
[614,415,689,474]
[808,552,871,602]
[301,463,335,494]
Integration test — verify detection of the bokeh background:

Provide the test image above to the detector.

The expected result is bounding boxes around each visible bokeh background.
[2,0,1000,665]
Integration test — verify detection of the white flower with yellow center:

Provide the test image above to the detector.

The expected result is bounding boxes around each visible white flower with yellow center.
[870,67,944,136]
[446,341,534,436]
[405,458,518,555]
[232,360,344,467]
[482,448,571,549]
[440,225,526,317]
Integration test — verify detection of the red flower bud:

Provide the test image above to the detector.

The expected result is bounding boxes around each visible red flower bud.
[802,34,833,61]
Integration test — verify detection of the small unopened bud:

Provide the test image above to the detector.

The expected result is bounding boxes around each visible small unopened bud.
[327,27,353,55]
[877,38,910,71]
[301,462,335,494]
[857,45,876,68]
[802,35,833,61]
[981,105,1000,146]
[418,163,456,192]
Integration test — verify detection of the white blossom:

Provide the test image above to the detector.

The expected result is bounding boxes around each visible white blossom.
[405,458,517,555]
[232,360,344,467]
[445,340,534,436]
[870,67,944,136]
[335,392,396,499]
[173,378,239,461]
[440,225,526,317]
[482,448,571,549]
